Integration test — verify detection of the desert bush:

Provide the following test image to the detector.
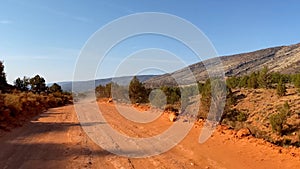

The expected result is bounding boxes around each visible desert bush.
[226,76,239,89]
[221,109,248,124]
[164,104,179,113]
[238,75,249,88]
[271,72,291,84]
[276,78,287,96]
[269,102,290,135]
[199,79,234,121]
[226,88,237,106]
[257,66,272,89]
[247,125,270,140]
[129,76,149,104]
[197,82,204,93]
[95,83,113,98]
[270,112,285,135]
[236,111,248,122]
[291,73,300,88]
[180,84,199,111]
[3,94,23,115]
[160,86,181,105]
[0,90,72,130]
[247,72,259,89]
[200,79,211,115]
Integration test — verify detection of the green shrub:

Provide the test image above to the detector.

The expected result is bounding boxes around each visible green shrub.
[160,86,180,105]
[226,76,239,89]
[237,111,248,122]
[129,76,149,104]
[292,73,300,88]
[257,66,272,89]
[3,94,23,115]
[239,76,249,88]
[221,109,248,123]
[270,110,288,135]
[247,72,259,89]
[276,78,286,96]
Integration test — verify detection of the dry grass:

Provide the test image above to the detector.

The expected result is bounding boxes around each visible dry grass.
[0,92,72,130]
[232,87,300,146]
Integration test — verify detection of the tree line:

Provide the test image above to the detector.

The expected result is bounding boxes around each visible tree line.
[14,75,62,94]
[95,76,184,105]
[0,61,64,94]
[95,67,300,122]
[226,66,300,96]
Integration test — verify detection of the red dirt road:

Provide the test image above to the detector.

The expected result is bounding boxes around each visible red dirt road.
[0,102,300,169]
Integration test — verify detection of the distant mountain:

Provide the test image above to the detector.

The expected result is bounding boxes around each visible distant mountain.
[53,75,157,92]
[144,43,300,88]
[53,43,300,91]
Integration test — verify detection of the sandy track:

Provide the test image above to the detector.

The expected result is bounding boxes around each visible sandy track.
[0,102,300,169]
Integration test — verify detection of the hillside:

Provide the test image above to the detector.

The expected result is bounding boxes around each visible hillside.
[145,43,300,88]
[227,87,300,146]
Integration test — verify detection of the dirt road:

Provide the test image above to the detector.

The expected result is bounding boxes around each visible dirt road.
[0,102,300,169]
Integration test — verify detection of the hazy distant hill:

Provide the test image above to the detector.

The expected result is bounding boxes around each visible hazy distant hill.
[144,43,300,88]
[53,75,156,92]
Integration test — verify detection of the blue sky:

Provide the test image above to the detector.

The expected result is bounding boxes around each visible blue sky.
[1,0,300,83]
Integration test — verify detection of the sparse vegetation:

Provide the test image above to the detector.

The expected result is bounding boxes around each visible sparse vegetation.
[269,102,290,135]
[221,109,248,128]
[160,86,181,105]
[0,61,72,131]
[92,66,300,147]
[222,68,300,146]
[129,76,149,104]
[276,78,287,96]
[226,67,296,91]
[95,83,112,98]
[248,72,259,89]
[236,111,248,122]
[257,66,272,89]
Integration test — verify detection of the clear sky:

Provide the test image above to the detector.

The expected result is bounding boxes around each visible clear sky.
[1,0,300,84]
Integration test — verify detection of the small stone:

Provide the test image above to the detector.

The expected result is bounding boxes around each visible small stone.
[169,113,177,122]
[236,128,251,138]
[107,98,113,103]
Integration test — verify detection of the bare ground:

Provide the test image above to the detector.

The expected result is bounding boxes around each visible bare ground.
[0,102,300,169]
